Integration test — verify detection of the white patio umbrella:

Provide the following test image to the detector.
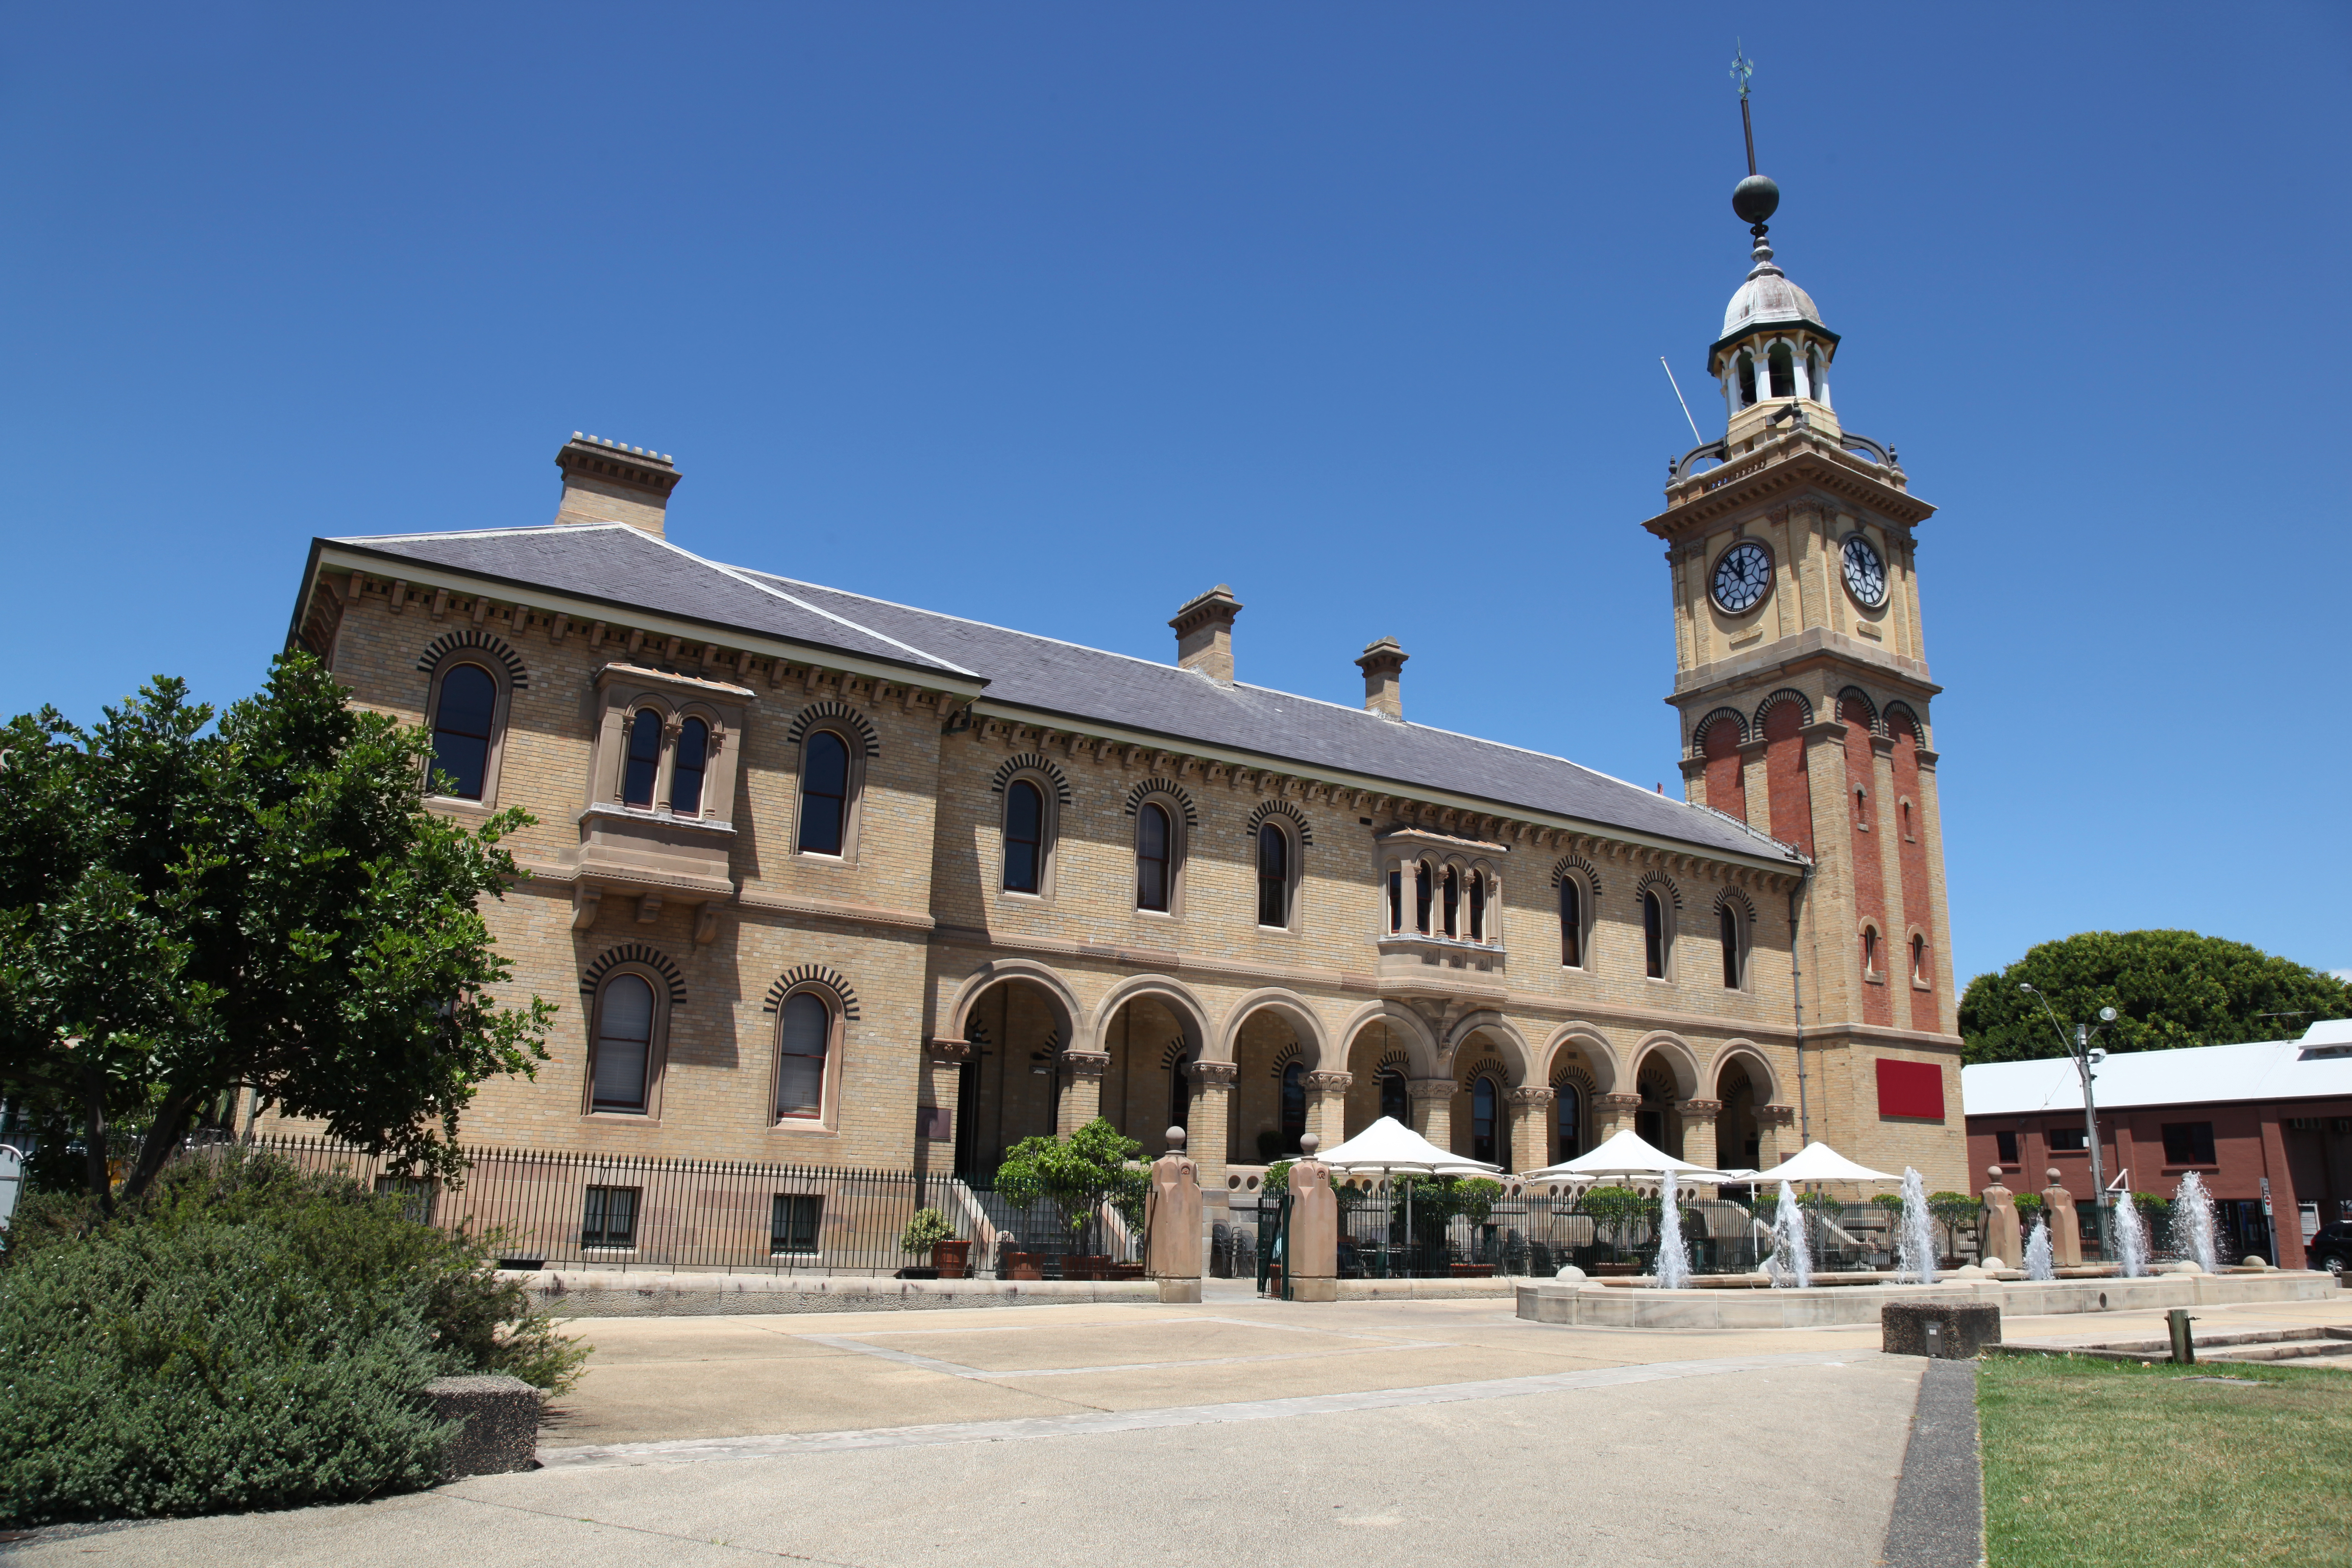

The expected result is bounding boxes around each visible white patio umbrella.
[1744,1140,1898,1185]
[1306,1116,1497,1275]
[1518,1127,1735,1185]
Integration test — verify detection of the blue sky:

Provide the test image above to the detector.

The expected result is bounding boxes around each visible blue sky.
[2,3,2344,987]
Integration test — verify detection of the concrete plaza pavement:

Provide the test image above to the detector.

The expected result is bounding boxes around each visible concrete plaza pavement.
[26,1285,2335,1566]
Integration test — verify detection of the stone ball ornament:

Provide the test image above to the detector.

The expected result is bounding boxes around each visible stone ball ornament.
[1732,173,1780,229]
[1165,1127,1187,1150]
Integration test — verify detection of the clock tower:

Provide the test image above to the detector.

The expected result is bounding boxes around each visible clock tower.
[1642,162,1961,1162]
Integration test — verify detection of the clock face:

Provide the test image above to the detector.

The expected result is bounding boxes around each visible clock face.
[1841,535,1888,608]
[1711,541,1772,614]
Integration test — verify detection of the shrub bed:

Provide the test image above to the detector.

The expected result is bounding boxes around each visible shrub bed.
[0,1151,585,1527]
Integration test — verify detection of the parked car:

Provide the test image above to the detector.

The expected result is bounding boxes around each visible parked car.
[2307,1221,2352,1279]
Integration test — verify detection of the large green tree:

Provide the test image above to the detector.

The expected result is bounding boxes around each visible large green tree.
[1958,930,2352,1065]
[0,653,554,1206]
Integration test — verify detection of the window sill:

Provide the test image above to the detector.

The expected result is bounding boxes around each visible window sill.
[586,1109,658,1122]
[769,1120,838,1136]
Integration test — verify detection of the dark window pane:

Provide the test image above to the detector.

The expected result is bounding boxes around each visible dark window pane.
[1004,781,1043,892]
[1415,862,1432,933]
[1169,1054,1192,1132]
[2049,1126,2087,1152]
[1556,1085,1581,1160]
[430,663,497,800]
[1644,892,1666,979]
[671,717,709,815]
[624,709,663,808]
[777,992,829,1119]
[1137,803,1169,910]
[1994,1130,2019,1163]
[1280,1062,1305,1148]
[1387,870,1402,932]
[1472,1078,1496,1164]
[592,974,654,1112]
[1720,906,1740,988]
[1442,869,1458,937]
[1561,881,1582,967]
[798,731,849,854]
[582,1184,640,1248]
[1380,1071,1409,1124]
[771,1194,822,1253]
[1256,824,1287,926]
[2161,1122,2215,1164]
[1469,874,1486,941]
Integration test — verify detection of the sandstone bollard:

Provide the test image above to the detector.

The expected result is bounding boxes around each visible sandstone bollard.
[1981,1165,2021,1273]
[426,1374,543,1477]
[2041,1168,2083,1269]
[1145,1127,1203,1303]
[1285,1135,1339,1301]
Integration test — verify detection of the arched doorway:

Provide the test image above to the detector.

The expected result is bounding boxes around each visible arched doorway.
[1098,993,1197,1158]
[1716,1058,1763,1171]
[953,978,1070,1179]
[1450,1031,1517,1169]
[1342,1018,1416,1138]
[1231,1008,1307,1164]
[1634,1054,1682,1157]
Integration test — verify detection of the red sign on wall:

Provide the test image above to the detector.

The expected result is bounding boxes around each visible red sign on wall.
[1876,1057,1945,1120]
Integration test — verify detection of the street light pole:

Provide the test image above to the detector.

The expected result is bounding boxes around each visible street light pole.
[2022,985,2118,1265]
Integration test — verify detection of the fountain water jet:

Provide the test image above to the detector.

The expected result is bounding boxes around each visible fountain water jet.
[2111,1189,2150,1278]
[2023,1216,2056,1280]
[2171,1171,2220,1273]
[1769,1180,1812,1288]
[1894,1168,1937,1284]
[1653,1170,1690,1290]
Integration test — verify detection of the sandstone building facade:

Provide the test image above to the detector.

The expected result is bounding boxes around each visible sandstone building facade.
[280,193,1967,1212]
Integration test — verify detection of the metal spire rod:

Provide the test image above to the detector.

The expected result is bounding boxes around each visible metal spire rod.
[1731,42,1757,176]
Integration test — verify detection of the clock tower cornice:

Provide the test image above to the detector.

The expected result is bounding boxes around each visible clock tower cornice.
[1642,432,1934,542]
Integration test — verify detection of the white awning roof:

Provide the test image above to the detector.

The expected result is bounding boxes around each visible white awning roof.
[1744,1140,1899,1185]
[1519,1127,1734,1183]
[1309,1116,1499,1176]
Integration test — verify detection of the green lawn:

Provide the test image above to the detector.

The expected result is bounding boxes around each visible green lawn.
[1979,1352,2352,1568]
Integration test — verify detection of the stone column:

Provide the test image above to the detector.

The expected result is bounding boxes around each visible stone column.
[1594,1094,1643,1143]
[1058,1052,1110,1135]
[1407,1078,1454,1151]
[1679,1100,1724,1179]
[1755,1103,1795,1172]
[1980,1167,2020,1271]
[1304,1071,1353,1152]
[2041,1169,2082,1269]
[1187,1061,1238,1194]
[1506,1086,1554,1173]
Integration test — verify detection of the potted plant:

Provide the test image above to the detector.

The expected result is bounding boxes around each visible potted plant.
[900,1207,967,1278]
[1579,1185,1647,1275]
[993,1118,1147,1281]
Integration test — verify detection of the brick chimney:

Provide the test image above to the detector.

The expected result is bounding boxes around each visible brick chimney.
[1355,637,1408,718]
[1170,585,1242,683]
[554,434,681,537]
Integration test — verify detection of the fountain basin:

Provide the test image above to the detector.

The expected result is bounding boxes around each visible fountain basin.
[1516,1269,2336,1330]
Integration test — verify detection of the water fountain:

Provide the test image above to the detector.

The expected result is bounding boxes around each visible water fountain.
[2023,1216,2055,1280]
[2171,1171,2220,1273]
[1894,1167,1937,1284]
[1653,1170,1690,1289]
[2111,1190,2150,1278]
[1768,1180,1812,1289]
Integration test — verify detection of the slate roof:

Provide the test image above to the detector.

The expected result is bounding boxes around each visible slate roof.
[322,524,1802,866]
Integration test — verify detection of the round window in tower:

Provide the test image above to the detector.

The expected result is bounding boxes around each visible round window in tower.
[1841,534,1888,609]
[1710,540,1773,614]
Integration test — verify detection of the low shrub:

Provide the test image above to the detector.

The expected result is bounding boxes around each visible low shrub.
[0,1150,588,1526]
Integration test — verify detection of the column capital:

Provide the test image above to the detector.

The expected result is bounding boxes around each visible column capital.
[925,1036,974,1064]
[1061,1051,1112,1080]
[1596,1094,1644,1112]
[1680,1099,1725,1116]
[1756,1103,1796,1125]
[1188,1060,1239,1087]
[1303,1071,1354,1093]
[1506,1085,1556,1106]
[1405,1078,1456,1102]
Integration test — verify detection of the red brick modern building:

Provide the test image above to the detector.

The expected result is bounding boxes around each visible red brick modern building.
[1962,1019,2352,1271]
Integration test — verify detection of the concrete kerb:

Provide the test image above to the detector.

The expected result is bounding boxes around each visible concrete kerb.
[509,1269,1165,1317]
[1517,1269,2336,1330]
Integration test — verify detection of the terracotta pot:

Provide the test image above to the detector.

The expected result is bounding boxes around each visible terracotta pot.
[932,1239,973,1280]
[1593,1261,1640,1277]
[1108,1261,1145,1281]
[1008,1252,1044,1280]
[1061,1254,1110,1281]
[1449,1263,1494,1278]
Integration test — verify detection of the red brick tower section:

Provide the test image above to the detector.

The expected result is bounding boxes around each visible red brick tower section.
[1888,705,1937,1031]
[1699,710,1748,821]
[1838,690,1893,1027]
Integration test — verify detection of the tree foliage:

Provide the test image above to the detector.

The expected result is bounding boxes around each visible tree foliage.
[1958,930,2351,1066]
[993,1118,1147,1244]
[0,654,554,1204]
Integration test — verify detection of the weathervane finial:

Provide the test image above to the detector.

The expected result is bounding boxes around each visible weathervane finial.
[1731,42,1758,177]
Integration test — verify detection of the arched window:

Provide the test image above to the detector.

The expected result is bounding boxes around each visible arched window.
[1900,799,1914,841]
[590,973,656,1114]
[428,662,498,801]
[1862,925,1880,976]
[1169,1054,1192,1133]
[1910,933,1929,985]
[1737,352,1757,407]
[1414,861,1433,934]
[1003,780,1045,894]
[1441,868,1459,937]
[670,717,710,816]
[1471,1077,1498,1165]
[1255,823,1289,927]
[1767,341,1795,399]
[1805,346,1824,401]
[622,709,664,809]
[1380,1069,1410,1125]
[1135,802,1171,912]
[775,991,830,1121]
[1643,890,1667,980]
[1560,879,1584,967]
[1555,1083,1583,1161]
[1387,868,1402,932]
[1854,785,1869,829]
[1280,1061,1306,1151]
[1720,905,1742,989]
[797,730,850,855]
[1469,873,1487,942]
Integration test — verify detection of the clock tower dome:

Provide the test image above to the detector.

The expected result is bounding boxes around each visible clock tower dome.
[1642,163,1960,1153]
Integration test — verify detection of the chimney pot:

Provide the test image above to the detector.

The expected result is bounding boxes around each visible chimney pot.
[554,434,682,537]
[1356,636,1408,718]
[1170,585,1243,683]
